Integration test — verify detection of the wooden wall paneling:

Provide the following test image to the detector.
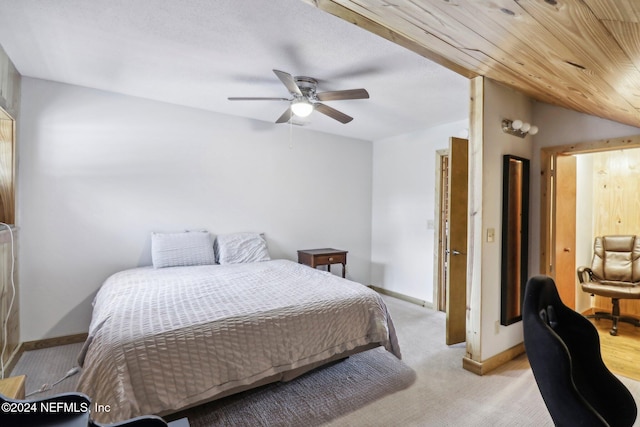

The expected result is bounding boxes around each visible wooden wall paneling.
[517,0,640,111]
[591,149,640,316]
[582,0,640,27]
[0,118,14,224]
[309,0,478,77]
[600,20,640,104]
[306,0,640,128]
[584,0,640,76]
[405,0,634,123]
[315,0,564,107]
[463,76,484,368]
[334,0,568,106]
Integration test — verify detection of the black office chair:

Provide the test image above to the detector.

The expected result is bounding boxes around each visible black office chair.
[523,275,637,427]
[0,391,169,427]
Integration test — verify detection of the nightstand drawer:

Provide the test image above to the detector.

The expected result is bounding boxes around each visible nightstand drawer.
[314,253,346,266]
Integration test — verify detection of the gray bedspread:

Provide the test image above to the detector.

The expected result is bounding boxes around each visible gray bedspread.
[77,259,400,423]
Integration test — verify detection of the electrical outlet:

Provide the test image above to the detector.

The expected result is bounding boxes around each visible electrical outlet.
[495,320,500,334]
[487,228,495,243]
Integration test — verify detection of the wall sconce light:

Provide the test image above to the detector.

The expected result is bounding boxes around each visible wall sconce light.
[502,119,538,138]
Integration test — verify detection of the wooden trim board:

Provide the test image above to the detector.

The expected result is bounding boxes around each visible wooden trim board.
[462,342,525,376]
[0,374,25,399]
[2,346,22,379]
[21,333,88,352]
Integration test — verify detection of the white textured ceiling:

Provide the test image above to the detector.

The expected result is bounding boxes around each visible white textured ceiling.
[0,0,469,141]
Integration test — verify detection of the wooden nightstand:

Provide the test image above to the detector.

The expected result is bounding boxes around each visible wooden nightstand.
[0,374,26,399]
[298,248,348,278]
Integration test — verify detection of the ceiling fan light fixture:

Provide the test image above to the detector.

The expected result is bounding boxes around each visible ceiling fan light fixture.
[291,99,314,118]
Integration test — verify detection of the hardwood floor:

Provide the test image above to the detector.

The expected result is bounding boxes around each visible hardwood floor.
[591,316,640,381]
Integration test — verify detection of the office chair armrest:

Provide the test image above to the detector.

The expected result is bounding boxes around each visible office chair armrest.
[577,266,593,284]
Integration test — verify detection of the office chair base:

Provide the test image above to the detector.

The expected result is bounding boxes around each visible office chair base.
[586,311,640,336]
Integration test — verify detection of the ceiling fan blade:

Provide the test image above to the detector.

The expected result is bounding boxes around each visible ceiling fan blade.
[316,88,369,102]
[273,69,302,96]
[275,107,294,124]
[315,103,353,124]
[228,97,290,101]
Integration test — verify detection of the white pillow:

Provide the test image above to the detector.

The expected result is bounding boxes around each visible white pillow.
[151,230,215,268]
[215,232,271,264]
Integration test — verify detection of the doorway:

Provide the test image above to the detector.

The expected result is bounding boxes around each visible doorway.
[542,139,640,314]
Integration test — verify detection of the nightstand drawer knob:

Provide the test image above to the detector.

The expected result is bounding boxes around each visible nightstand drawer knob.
[328,257,334,262]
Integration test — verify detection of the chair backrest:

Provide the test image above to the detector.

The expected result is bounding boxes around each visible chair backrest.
[523,275,637,427]
[591,235,640,284]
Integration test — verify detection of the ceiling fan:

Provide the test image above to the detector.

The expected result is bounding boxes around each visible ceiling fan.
[228,69,369,124]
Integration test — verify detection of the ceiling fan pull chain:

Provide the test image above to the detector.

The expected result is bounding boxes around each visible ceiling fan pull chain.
[289,118,294,149]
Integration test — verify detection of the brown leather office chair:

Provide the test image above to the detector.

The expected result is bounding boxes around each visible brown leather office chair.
[577,235,640,336]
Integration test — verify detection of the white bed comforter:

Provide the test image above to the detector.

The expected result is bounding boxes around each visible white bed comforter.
[77,259,400,423]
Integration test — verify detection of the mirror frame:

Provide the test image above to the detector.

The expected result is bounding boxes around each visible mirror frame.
[500,154,530,326]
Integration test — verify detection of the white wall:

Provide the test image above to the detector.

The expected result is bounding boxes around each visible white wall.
[370,119,468,304]
[18,77,373,341]
[468,79,535,361]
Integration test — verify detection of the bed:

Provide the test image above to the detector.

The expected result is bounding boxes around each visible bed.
[76,241,400,424]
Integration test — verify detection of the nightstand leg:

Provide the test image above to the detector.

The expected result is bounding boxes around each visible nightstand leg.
[341,263,346,278]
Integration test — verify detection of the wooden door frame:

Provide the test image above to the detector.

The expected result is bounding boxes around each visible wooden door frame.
[434,148,449,312]
[540,135,640,276]
[0,107,15,225]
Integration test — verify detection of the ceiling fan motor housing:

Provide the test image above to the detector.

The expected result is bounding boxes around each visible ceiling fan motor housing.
[293,76,318,99]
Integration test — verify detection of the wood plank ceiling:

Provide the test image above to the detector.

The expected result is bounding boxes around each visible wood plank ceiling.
[303,0,640,127]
